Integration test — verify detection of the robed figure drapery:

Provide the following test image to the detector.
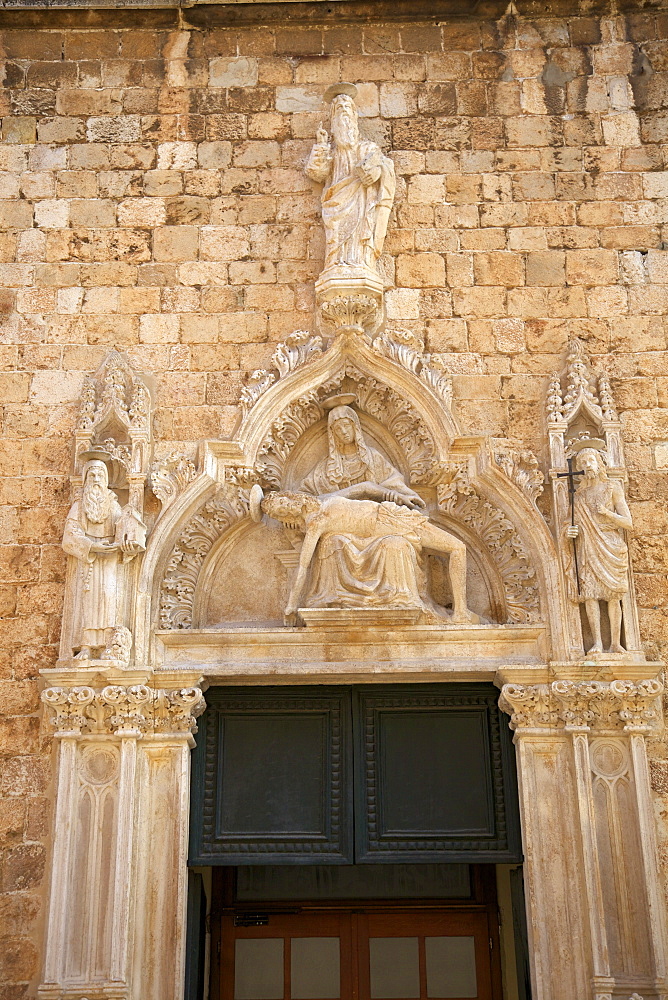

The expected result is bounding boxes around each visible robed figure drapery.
[563,446,632,654]
[62,458,146,658]
[299,403,429,611]
[281,402,473,623]
[305,88,396,276]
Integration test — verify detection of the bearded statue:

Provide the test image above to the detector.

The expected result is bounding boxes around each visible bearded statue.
[62,459,146,661]
[305,85,396,278]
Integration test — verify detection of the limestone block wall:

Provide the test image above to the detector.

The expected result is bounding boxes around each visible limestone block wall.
[0,6,667,995]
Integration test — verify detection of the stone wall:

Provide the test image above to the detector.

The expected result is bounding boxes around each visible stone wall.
[1,8,668,995]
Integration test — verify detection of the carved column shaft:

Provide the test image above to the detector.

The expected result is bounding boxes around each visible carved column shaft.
[500,679,667,1000]
[39,685,205,1000]
[629,733,668,985]
[42,735,78,987]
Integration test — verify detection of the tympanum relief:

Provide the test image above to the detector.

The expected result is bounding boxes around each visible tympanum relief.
[250,398,476,627]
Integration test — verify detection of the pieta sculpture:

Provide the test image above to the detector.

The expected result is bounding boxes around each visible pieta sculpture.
[251,399,475,626]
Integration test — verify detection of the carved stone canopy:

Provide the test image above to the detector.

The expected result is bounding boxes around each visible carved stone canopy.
[148,327,559,650]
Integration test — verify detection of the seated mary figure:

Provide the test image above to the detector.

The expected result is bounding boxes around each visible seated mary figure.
[299,402,430,611]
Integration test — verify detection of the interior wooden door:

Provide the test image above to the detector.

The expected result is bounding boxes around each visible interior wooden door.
[358,910,492,1000]
[221,912,354,1000]
[219,908,494,1000]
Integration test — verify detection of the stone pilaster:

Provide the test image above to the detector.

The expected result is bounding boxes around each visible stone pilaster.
[499,678,668,1000]
[38,684,205,1000]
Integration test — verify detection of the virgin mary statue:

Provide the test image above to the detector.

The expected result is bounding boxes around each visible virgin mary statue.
[300,404,433,611]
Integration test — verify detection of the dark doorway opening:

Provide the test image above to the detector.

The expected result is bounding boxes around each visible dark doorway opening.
[211,864,501,1000]
[186,685,529,999]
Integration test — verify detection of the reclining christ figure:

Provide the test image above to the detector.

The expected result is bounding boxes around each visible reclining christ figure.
[258,487,475,627]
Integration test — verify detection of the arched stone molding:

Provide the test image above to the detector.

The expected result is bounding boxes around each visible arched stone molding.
[442,440,571,660]
[234,331,460,481]
[141,337,569,655]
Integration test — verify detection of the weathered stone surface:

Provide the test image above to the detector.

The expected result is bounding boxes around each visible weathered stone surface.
[0,9,666,999]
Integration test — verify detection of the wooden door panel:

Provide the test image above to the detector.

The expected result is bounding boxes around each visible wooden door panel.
[360,912,491,1000]
[222,912,354,1000]
[220,910,493,1000]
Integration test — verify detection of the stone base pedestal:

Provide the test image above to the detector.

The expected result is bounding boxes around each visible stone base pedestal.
[298,607,422,628]
[316,267,385,338]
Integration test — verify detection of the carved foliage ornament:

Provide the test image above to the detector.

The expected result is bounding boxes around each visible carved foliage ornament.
[438,469,541,624]
[257,361,439,489]
[150,451,198,510]
[158,485,250,629]
[240,330,323,418]
[499,678,664,733]
[491,438,544,505]
[372,329,453,408]
[41,685,206,736]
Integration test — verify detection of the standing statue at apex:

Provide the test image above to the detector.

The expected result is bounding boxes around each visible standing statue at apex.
[305,84,396,278]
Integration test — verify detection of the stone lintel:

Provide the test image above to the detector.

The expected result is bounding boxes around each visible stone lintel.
[155,622,547,682]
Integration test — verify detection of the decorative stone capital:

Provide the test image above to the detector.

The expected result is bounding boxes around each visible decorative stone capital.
[499,677,664,734]
[318,288,382,339]
[42,685,206,737]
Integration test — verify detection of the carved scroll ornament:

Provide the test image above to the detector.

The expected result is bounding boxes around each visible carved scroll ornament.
[499,678,664,733]
[41,685,206,736]
[438,469,541,624]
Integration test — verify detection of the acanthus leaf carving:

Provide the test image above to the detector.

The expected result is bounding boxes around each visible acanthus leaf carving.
[437,470,541,624]
[373,328,423,374]
[240,370,276,418]
[499,678,664,733]
[498,683,558,731]
[151,451,198,510]
[272,330,323,378]
[492,438,544,505]
[240,331,324,420]
[420,355,454,407]
[41,685,206,736]
[372,330,454,409]
[158,485,250,629]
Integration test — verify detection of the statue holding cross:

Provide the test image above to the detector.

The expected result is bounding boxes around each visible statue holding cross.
[560,443,633,654]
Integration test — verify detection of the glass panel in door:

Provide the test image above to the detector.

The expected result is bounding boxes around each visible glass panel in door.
[359,912,491,1000]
